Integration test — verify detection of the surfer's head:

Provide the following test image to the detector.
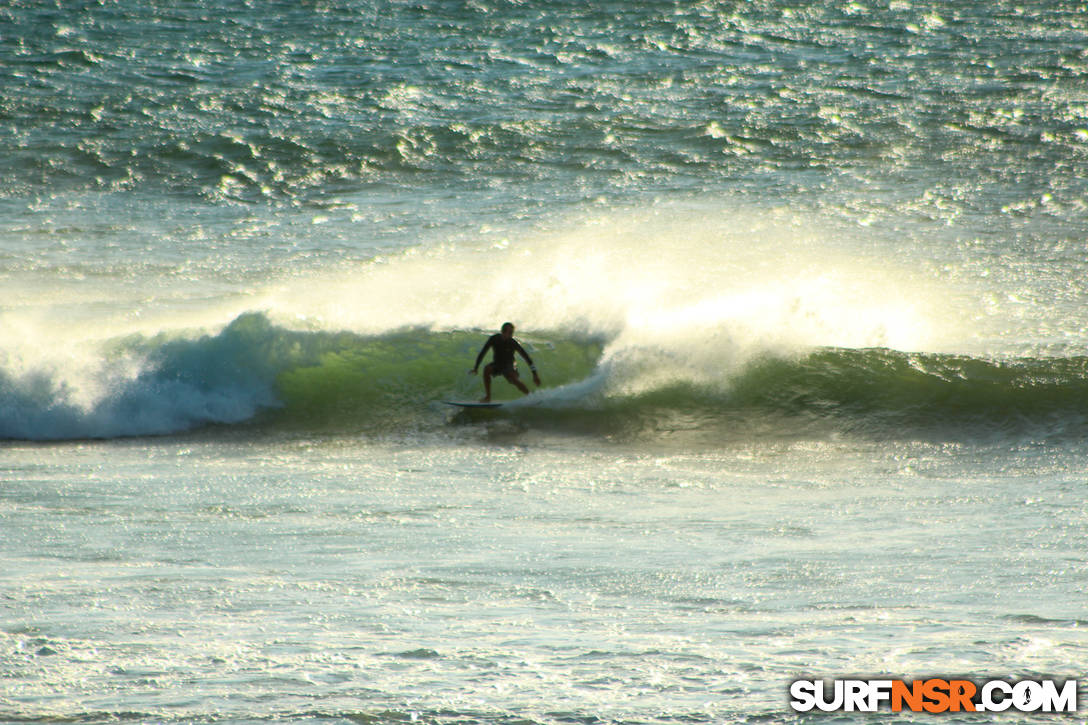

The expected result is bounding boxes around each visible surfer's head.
[501,322,515,339]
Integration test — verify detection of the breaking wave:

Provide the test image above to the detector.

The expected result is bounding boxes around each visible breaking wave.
[3,312,1088,443]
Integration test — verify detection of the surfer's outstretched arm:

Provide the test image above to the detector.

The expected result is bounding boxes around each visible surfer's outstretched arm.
[471,336,494,374]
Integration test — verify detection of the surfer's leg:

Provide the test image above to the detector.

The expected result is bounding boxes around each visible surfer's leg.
[481,364,494,402]
[505,371,530,395]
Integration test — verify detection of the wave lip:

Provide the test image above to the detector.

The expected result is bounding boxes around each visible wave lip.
[0,313,307,441]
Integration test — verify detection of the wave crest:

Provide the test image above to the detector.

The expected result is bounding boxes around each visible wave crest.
[3,312,1087,442]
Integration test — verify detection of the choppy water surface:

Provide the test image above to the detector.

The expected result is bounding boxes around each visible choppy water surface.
[4,438,1087,723]
[2,0,1087,722]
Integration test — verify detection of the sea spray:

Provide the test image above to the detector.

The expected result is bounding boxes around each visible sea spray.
[0,204,974,440]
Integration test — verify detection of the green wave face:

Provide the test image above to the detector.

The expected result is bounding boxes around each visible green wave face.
[730,348,1088,425]
[271,323,1088,441]
[272,327,605,433]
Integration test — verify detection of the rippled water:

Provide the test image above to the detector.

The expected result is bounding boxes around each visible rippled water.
[2,1,1087,722]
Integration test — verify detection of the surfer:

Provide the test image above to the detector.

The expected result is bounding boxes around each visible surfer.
[470,322,541,402]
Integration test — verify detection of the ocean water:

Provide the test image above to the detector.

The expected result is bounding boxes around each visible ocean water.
[2,0,1088,722]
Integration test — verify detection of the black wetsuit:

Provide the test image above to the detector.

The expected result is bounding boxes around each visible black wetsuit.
[475,334,533,376]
